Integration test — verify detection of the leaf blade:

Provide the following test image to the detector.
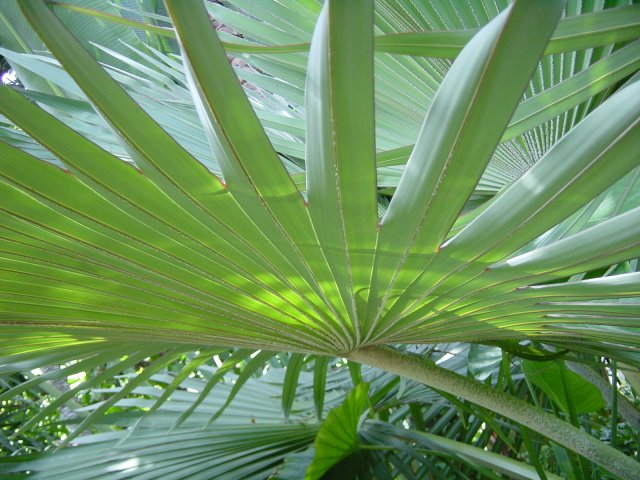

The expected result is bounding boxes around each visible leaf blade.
[369,0,564,336]
[305,0,377,338]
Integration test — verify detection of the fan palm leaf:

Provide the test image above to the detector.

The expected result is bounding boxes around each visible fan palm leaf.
[1,0,639,478]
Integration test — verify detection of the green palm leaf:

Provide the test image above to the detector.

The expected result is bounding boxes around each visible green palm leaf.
[1,0,639,478]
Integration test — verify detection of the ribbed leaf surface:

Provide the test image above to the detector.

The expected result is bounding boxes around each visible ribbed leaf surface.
[1,0,638,365]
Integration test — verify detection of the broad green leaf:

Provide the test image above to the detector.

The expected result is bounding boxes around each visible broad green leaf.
[306,382,370,480]
[523,360,605,414]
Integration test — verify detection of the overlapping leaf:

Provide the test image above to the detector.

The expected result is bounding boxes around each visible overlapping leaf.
[1,2,639,476]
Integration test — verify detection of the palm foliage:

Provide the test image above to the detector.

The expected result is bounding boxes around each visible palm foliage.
[0,0,639,478]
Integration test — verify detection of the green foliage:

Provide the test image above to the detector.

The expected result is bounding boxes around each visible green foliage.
[306,382,371,480]
[0,0,639,478]
[522,360,605,414]
[0,374,67,455]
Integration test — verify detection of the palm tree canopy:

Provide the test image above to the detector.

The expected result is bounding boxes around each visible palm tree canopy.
[1,0,639,358]
[1,0,639,478]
